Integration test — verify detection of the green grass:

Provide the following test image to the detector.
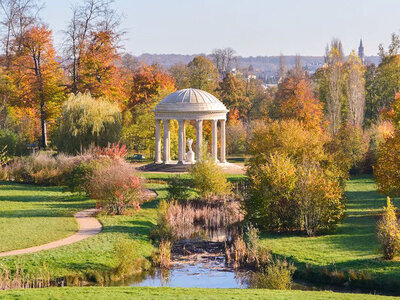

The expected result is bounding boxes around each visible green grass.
[259,175,400,284]
[0,183,165,277]
[139,172,247,182]
[0,286,395,300]
[0,182,93,252]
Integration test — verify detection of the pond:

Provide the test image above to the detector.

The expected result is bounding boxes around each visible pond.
[129,254,247,289]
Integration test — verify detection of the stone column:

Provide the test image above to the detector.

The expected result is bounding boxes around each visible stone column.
[220,119,227,163]
[178,120,184,164]
[211,119,218,162]
[163,119,170,163]
[182,121,186,159]
[196,120,203,161]
[155,119,162,163]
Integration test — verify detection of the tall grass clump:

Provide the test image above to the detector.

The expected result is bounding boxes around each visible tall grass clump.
[377,197,400,259]
[151,240,172,269]
[3,152,89,185]
[0,262,52,290]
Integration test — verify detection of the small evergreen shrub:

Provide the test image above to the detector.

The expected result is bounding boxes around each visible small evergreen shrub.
[166,175,190,202]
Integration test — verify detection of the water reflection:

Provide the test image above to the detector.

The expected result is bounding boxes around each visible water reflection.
[128,254,248,289]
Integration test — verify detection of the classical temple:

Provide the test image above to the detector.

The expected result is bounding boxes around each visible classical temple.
[153,88,228,166]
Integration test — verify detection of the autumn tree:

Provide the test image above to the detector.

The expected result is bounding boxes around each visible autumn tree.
[273,68,324,130]
[346,51,365,127]
[374,93,400,196]
[63,0,122,94]
[9,24,64,148]
[79,30,126,101]
[126,63,175,111]
[246,120,345,235]
[0,0,42,67]
[122,64,175,155]
[323,40,346,134]
[216,73,246,119]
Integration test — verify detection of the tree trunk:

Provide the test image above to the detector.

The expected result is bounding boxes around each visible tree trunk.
[40,99,47,149]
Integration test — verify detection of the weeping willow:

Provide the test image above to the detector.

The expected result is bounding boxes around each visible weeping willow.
[53,92,122,154]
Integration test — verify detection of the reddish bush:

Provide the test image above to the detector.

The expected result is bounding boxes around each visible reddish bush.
[94,142,127,159]
[87,160,143,214]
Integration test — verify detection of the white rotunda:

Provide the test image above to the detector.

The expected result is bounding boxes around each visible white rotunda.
[153,88,229,165]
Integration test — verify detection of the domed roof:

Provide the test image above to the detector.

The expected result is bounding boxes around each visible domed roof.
[154,88,228,113]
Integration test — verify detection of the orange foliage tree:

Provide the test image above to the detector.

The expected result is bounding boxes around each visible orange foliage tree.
[8,25,65,147]
[79,31,127,102]
[126,63,175,111]
[273,71,324,130]
[375,93,400,196]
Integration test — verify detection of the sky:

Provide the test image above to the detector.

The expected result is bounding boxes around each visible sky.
[41,0,400,57]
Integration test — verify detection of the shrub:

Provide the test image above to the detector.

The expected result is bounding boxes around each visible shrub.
[377,197,400,260]
[246,152,298,231]
[296,162,345,236]
[4,152,89,186]
[166,175,190,202]
[248,259,296,290]
[190,151,231,198]
[113,240,150,280]
[86,159,143,214]
[53,92,122,154]
[65,157,111,193]
[0,129,27,157]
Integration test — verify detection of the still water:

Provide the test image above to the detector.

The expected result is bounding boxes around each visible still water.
[129,254,247,289]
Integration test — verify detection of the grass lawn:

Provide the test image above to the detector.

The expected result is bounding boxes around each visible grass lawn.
[139,172,247,182]
[0,182,93,252]
[0,183,164,277]
[0,287,396,300]
[259,175,400,285]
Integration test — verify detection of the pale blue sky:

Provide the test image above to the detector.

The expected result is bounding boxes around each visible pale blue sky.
[41,0,400,57]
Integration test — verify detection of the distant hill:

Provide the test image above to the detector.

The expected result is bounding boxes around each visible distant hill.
[134,53,380,83]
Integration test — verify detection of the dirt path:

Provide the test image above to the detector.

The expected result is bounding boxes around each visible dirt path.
[0,208,102,257]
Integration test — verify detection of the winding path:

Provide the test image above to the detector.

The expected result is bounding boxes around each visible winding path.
[0,189,157,257]
[0,208,102,257]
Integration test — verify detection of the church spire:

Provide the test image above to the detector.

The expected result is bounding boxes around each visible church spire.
[358,39,365,64]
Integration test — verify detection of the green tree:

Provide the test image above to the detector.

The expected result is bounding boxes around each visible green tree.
[187,56,219,93]
[366,33,400,125]
[53,92,122,154]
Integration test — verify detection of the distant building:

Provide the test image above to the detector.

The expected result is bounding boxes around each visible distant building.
[358,39,365,64]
